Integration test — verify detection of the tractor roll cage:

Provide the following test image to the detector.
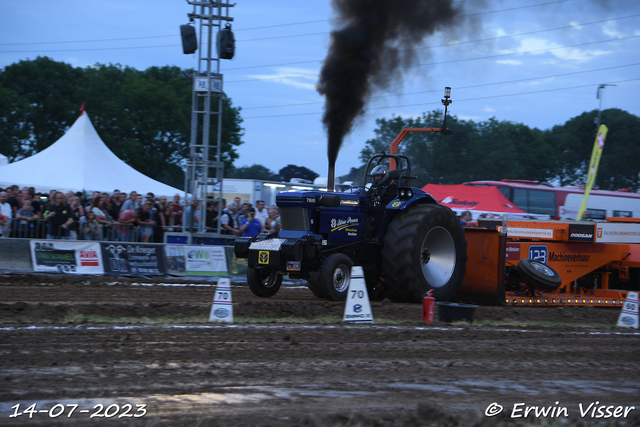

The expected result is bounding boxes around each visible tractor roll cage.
[363,153,416,189]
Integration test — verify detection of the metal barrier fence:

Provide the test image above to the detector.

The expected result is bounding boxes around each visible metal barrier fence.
[9,220,145,242]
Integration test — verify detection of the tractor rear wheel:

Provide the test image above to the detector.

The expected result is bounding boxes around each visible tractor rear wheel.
[382,204,467,303]
[319,253,353,301]
[247,267,283,298]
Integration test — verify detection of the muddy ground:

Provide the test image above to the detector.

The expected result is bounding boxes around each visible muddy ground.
[1,273,639,427]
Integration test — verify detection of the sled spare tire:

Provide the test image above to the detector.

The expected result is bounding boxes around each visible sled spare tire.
[517,258,562,291]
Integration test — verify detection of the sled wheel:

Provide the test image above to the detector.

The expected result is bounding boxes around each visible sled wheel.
[319,253,353,301]
[382,204,467,303]
[306,272,326,299]
[247,267,283,298]
[517,258,562,291]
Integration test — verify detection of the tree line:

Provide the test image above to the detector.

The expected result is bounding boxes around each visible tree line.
[0,57,244,189]
[339,107,640,191]
[2,58,639,192]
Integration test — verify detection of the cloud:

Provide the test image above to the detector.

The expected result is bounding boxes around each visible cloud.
[248,67,318,90]
[499,37,612,62]
[496,59,522,65]
[601,21,624,39]
[457,114,481,121]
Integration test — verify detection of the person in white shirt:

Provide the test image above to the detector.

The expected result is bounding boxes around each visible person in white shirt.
[0,191,12,237]
[254,200,269,228]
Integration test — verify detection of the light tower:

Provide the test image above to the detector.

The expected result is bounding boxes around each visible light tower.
[178,1,235,242]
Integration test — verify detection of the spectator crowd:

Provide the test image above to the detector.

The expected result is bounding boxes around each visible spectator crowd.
[0,185,280,242]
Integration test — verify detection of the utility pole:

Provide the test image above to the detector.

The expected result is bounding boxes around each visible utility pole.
[595,84,616,129]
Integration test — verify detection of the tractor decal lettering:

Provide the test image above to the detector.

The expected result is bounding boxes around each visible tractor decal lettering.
[330,217,359,232]
[258,251,270,264]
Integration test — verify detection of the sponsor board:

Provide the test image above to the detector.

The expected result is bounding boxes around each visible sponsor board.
[184,246,228,276]
[595,223,640,244]
[505,243,520,261]
[30,241,103,274]
[567,224,595,243]
[528,245,548,264]
[164,245,186,275]
[101,243,166,275]
[497,227,554,239]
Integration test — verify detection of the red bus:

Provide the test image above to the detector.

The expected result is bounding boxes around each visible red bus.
[464,179,640,220]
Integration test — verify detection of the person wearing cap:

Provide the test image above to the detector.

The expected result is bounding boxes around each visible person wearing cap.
[239,207,263,237]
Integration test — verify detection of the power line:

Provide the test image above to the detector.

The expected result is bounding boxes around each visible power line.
[226,34,640,83]
[0,35,175,46]
[242,78,640,119]
[2,10,636,58]
[225,14,640,71]
[0,44,181,53]
[240,62,640,110]
[0,0,589,48]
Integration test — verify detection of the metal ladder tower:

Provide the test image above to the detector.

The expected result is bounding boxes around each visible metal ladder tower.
[184,1,234,241]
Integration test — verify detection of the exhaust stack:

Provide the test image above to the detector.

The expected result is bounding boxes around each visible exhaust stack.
[327,162,335,192]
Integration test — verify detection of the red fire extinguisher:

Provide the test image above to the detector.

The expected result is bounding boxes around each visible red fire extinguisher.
[421,289,435,323]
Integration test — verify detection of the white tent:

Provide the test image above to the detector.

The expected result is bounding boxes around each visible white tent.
[0,112,183,197]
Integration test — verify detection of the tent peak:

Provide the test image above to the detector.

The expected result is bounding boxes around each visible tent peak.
[79,102,86,117]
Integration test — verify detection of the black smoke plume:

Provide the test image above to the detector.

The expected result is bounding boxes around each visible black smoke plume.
[317,0,461,172]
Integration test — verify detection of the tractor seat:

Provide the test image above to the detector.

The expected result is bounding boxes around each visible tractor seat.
[388,169,402,182]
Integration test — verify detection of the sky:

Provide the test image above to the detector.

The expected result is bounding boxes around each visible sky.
[1,0,639,180]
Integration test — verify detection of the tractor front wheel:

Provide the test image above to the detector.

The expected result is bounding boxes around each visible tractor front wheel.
[319,253,353,301]
[247,267,283,298]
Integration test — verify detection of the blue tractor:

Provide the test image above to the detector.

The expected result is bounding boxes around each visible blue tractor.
[234,150,468,303]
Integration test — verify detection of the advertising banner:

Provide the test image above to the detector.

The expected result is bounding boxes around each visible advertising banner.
[101,243,166,275]
[577,124,608,220]
[596,223,640,243]
[164,245,186,275]
[30,240,103,274]
[184,246,228,276]
[567,223,595,242]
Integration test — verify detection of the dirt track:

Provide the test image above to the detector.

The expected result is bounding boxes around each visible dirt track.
[1,273,639,426]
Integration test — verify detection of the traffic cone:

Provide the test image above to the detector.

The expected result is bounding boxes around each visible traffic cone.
[209,277,233,323]
[343,266,373,323]
[616,291,638,329]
